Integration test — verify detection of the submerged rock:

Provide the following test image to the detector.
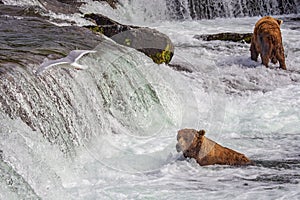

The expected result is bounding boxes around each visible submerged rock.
[84,13,174,64]
[194,32,253,43]
[283,16,300,30]
[167,63,193,73]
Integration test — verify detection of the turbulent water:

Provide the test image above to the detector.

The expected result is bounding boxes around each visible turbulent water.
[173,0,298,19]
[0,0,300,199]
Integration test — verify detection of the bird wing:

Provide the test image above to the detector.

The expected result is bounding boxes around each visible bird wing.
[35,50,96,75]
[35,57,70,75]
[68,50,97,62]
[71,62,89,70]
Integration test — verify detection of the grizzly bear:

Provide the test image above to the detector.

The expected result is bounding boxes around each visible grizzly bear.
[250,16,286,70]
[176,129,251,166]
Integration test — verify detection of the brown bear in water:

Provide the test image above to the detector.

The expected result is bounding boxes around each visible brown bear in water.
[250,16,286,70]
[176,129,251,166]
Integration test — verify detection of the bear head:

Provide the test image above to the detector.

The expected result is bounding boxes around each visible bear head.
[176,129,205,157]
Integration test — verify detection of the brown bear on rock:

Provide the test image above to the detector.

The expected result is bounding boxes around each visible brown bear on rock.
[250,16,286,70]
[176,129,251,166]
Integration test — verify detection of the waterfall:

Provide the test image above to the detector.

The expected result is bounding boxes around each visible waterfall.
[118,0,299,21]
[0,39,175,155]
[2,0,299,22]
[185,0,299,19]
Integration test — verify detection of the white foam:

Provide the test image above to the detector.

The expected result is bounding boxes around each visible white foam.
[1,1,300,198]
[2,0,40,6]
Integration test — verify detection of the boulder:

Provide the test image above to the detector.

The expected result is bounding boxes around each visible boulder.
[194,32,253,43]
[37,0,84,14]
[84,13,134,37]
[176,129,251,166]
[84,13,174,64]
[111,28,174,64]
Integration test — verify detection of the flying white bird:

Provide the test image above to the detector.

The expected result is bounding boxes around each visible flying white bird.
[35,50,97,75]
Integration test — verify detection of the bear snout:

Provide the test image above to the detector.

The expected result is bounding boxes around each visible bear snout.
[176,143,182,152]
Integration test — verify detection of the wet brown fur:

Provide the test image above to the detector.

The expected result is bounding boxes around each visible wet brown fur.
[176,129,251,166]
[250,16,286,70]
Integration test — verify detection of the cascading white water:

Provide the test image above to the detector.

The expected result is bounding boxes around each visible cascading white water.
[0,38,185,152]
[0,35,223,198]
[116,0,298,22]
[1,0,41,6]
[1,0,300,199]
[186,0,298,19]
[2,0,298,23]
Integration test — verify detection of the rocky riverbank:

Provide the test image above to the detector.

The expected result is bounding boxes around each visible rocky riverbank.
[0,2,174,69]
[0,4,104,69]
[84,13,174,64]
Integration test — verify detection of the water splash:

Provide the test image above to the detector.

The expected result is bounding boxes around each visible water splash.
[186,0,298,19]
[2,0,41,6]
[117,0,298,22]
[0,38,179,154]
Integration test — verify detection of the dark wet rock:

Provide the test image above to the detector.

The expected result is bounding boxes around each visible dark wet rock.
[167,63,193,73]
[84,13,135,37]
[38,0,119,13]
[84,13,120,26]
[3,0,118,14]
[289,17,300,21]
[253,174,299,184]
[254,159,300,170]
[0,11,103,69]
[85,24,130,37]
[37,0,84,14]
[112,28,174,64]
[93,0,119,9]
[0,4,45,18]
[84,13,174,64]
[84,13,140,35]
[0,4,80,25]
[56,0,83,4]
[282,16,300,30]
[22,6,48,18]
[194,32,253,44]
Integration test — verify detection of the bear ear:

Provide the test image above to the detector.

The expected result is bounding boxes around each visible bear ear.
[197,130,205,137]
[277,19,283,26]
